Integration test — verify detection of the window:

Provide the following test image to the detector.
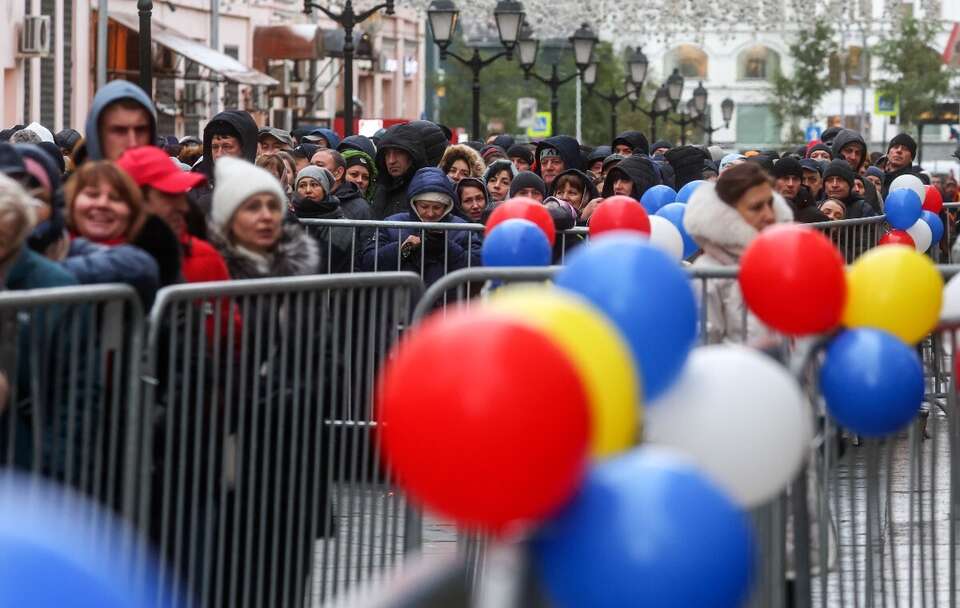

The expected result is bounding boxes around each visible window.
[224,45,240,108]
[737,45,780,81]
[828,46,869,87]
[736,103,780,146]
[664,45,708,80]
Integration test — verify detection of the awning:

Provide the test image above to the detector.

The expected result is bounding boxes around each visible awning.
[253,24,372,70]
[110,12,278,87]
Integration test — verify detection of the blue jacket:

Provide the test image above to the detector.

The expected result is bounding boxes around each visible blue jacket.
[83,80,157,160]
[361,168,480,285]
[61,239,160,306]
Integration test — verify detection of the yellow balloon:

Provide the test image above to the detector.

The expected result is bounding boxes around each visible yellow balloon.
[843,245,943,344]
[487,285,641,458]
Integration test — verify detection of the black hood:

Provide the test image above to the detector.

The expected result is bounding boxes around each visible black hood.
[548,168,599,206]
[601,155,660,199]
[611,131,649,155]
[831,129,868,171]
[338,134,377,159]
[535,135,584,175]
[375,121,447,189]
[587,145,612,164]
[665,145,710,190]
[199,110,258,178]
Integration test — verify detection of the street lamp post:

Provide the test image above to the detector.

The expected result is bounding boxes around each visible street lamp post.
[700,97,735,145]
[583,44,650,141]
[138,0,153,97]
[517,23,580,131]
[304,0,395,138]
[427,0,525,140]
[629,84,672,142]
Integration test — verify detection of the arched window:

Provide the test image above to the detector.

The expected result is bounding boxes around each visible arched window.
[828,46,870,87]
[664,44,708,80]
[737,45,780,81]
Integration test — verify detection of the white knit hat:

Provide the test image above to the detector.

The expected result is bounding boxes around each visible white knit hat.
[211,156,288,231]
[24,122,54,143]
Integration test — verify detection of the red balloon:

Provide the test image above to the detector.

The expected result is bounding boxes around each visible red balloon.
[588,195,652,237]
[378,309,590,532]
[739,225,846,336]
[923,185,944,214]
[878,229,915,247]
[486,197,557,246]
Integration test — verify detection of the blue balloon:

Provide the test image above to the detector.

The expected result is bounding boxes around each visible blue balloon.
[676,180,706,203]
[0,474,167,606]
[534,447,756,608]
[884,189,923,230]
[820,328,924,437]
[921,210,945,245]
[555,235,697,400]
[639,184,678,215]
[481,218,552,267]
[656,202,699,258]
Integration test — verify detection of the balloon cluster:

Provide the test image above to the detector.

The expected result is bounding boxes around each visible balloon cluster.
[482,198,557,267]
[735,224,940,437]
[378,232,757,607]
[880,178,944,253]
[589,181,705,261]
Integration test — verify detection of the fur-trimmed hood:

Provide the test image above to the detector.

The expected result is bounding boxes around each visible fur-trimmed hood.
[684,181,793,263]
[209,222,319,279]
[439,144,485,179]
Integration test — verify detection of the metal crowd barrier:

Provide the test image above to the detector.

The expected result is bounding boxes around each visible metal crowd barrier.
[807,216,886,264]
[0,283,145,560]
[139,272,423,607]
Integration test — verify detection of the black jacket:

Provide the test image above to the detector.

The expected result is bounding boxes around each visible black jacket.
[882,164,927,198]
[191,110,259,214]
[611,131,649,155]
[535,135,585,175]
[371,121,447,219]
[601,155,660,200]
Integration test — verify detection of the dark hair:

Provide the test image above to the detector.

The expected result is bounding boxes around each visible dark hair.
[715,162,770,207]
[553,173,585,195]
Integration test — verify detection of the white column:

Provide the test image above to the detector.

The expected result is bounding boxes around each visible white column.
[72,0,90,129]
[54,0,64,131]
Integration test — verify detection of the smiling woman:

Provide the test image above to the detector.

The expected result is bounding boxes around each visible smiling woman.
[65,161,146,244]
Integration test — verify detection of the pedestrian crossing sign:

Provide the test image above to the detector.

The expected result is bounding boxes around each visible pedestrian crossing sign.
[527,112,552,138]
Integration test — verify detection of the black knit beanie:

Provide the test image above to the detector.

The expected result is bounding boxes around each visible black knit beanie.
[771,157,803,179]
[822,159,855,188]
[508,170,547,198]
[888,133,917,159]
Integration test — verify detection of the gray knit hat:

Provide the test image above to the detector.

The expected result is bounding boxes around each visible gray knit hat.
[295,165,334,194]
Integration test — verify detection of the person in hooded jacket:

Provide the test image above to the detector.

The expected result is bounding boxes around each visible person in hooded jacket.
[371,121,448,219]
[611,131,650,157]
[362,167,480,286]
[190,110,259,217]
[549,168,599,222]
[534,135,584,188]
[12,144,69,259]
[337,134,377,160]
[821,159,877,218]
[684,162,794,344]
[831,129,868,174]
[483,159,517,203]
[601,155,660,200]
[456,177,492,223]
[586,145,612,177]
[440,144,485,183]
[83,80,157,163]
[341,148,378,201]
[290,165,361,274]
[507,144,533,172]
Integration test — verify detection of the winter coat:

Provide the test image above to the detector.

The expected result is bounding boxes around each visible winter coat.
[212,222,319,280]
[534,136,585,175]
[611,131,649,155]
[60,238,160,306]
[841,192,878,219]
[192,110,259,214]
[371,121,447,219]
[666,145,711,190]
[601,155,661,200]
[439,144,485,179]
[548,168,599,218]
[684,182,794,344]
[830,129,868,172]
[361,167,480,286]
[1,247,80,473]
[882,164,927,198]
[83,80,157,161]
[292,193,362,274]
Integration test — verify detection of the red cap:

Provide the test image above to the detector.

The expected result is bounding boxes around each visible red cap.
[116,145,206,194]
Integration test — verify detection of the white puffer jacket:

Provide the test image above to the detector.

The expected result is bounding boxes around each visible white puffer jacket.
[683,181,794,344]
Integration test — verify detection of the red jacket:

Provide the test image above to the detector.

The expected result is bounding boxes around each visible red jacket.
[181,236,242,349]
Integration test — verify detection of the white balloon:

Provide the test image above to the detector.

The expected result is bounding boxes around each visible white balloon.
[646,344,812,507]
[646,215,684,261]
[942,273,960,320]
[906,218,933,253]
[889,174,926,203]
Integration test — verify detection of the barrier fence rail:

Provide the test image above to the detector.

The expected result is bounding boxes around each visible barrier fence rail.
[2,262,960,607]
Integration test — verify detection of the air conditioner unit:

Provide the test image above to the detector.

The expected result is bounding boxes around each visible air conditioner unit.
[20,15,51,56]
